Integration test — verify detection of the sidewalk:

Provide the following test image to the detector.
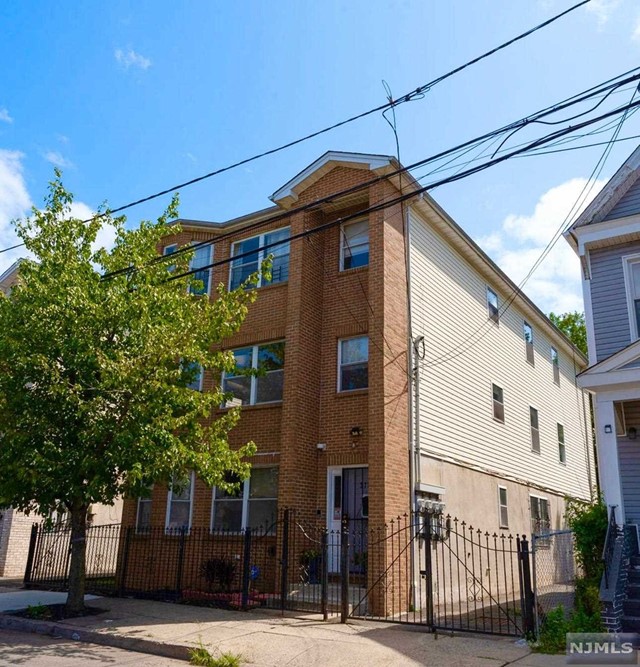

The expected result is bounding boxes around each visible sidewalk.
[0,588,563,666]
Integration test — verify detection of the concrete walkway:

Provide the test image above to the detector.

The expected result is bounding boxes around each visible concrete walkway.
[0,589,565,666]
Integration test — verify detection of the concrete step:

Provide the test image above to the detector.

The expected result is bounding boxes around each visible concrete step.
[627,584,640,600]
[623,615,640,633]
[624,598,640,616]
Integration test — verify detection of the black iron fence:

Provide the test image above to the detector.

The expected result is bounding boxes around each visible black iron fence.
[24,509,535,637]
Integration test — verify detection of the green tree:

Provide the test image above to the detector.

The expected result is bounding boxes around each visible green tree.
[549,311,588,358]
[0,176,260,613]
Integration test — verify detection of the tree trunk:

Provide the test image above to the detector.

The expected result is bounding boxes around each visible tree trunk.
[65,502,88,614]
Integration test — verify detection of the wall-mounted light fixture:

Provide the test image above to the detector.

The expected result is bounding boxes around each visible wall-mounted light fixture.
[350,426,363,437]
[604,425,612,434]
[629,427,638,440]
[316,442,326,451]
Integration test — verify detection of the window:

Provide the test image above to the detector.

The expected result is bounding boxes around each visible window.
[558,423,566,464]
[181,361,203,391]
[338,336,369,391]
[487,287,499,323]
[498,487,509,529]
[212,467,279,532]
[492,383,504,423]
[624,255,640,339]
[163,244,177,256]
[222,342,285,406]
[530,495,550,538]
[551,347,560,385]
[340,218,369,271]
[136,486,153,533]
[230,228,290,290]
[530,407,540,453]
[189,244,212,295]
[165,473,194,532]
[523,322,534,365]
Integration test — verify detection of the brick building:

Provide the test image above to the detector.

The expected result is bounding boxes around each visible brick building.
[120,150,594,556]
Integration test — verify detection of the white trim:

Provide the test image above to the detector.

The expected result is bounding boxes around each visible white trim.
[165,472,195,533]
[529,405,541,454]
[497,485,509,529]
[557,422,566,465]
[491,382,505,423]
[270,151,392,204]
[188,242,214,298]
[573,215,640,255]
[339,217,369,272]
[163,244,177,255]
[622,253,640,342]
[135,490,153,534]
[486,286,499,324]
[337,335,369,392]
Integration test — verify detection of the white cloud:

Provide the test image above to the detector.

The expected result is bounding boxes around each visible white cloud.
[43,151,73,169]
[585,0,620,27]
[477,178,606,315]
[0,108,13,124]
[67,202,117,255]
[114,48,151,71]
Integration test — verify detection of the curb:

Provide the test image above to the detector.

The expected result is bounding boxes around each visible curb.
[0,613,191,662]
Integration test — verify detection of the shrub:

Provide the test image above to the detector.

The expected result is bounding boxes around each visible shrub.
[564,497,608,582]
[537,606,567,654]
[189,642,241,667]
[200,558,237,592]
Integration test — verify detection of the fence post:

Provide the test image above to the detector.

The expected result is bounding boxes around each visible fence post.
[175,527,186,600]
[241,527,252,611]
[340,516,349,623]
[321,530,328,621]
[23,523,39,588]
[518,535,535,637]
[280,509,290,613]
[423,512,434,628]
[118,526,132,597]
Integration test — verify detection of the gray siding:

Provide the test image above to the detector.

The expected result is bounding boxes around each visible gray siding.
[604,177,640,221]
[590,242,640,360]
[619,402,640,525]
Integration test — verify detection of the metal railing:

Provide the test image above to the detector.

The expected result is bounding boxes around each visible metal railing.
[602,505,619,589]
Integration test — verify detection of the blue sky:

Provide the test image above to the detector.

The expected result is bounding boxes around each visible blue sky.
[0,0,639,313]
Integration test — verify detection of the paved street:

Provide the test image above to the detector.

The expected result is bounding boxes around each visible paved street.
[0,629,186,666]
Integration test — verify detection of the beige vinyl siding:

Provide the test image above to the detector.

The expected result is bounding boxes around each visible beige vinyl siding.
[408,207,594,501]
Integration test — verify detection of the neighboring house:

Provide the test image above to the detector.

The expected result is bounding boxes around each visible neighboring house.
[121,151,594,548]
[565,145,640,630]
[0,260,122,578]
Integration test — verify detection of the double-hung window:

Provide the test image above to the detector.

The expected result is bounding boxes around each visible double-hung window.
[558,423,566,463]
[212,467,279,532]
[530,495,550,539]
[523,322,534,365]
[223,342,285,406]
[338,336,369,391]
[189,244,212,295]
[530,407,540,453]
[340,218,369,270]
[136,486,153,533]
[487,287,499,323]
[229,228,290,290]
[624,255,640,340]
[492,383,504,423]
[551,347,560,385]
[165,473,194,533]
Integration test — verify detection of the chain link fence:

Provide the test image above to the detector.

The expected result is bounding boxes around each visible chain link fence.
[532,529,580,635]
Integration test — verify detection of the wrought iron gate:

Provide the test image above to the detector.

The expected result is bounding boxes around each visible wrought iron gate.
[348,511,534,637]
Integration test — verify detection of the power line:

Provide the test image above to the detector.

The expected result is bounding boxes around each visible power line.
[163,96,640,285]
[102,67,640,280]
[0,0,591,259]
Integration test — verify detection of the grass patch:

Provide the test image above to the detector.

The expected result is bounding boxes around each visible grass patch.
[189,641,241,667]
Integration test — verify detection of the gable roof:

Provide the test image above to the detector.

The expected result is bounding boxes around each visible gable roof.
[568,145,640,231]
[577,337,640,390]
[0,259,23,294]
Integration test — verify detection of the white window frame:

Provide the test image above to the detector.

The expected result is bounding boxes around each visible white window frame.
[188,243,213,297]
[136,486,154,534]
[163,243,177,255]
[491,382,504,423]
[165,472,195,533]
[623,253,640,341]
[340,217,369,272]
[182,361,203,392]
[558,423,566,464]
[337,335,369,392]
[523,321,534,365]
[529,494,551,539]
[551,347,560,386]
[229,227,290,290]
[487,287,499,324]
[530,405,540,454]
[498,486,509,529]
[211,467,279,533]
[222,341,285,407]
